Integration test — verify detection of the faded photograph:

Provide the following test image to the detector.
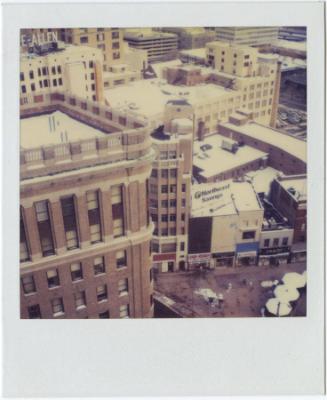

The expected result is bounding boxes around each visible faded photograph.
[19,27,307,319]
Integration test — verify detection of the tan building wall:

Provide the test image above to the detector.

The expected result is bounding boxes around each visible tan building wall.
[20,92,155,319]
[20,44,104,102]
[58,28,124,70]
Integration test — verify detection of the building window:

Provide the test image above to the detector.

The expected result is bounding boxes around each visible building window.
[170,214,176,222]
[264,239,270,247]
[150,268,153,282]
[97,284,108,302]
[28,304,41,319]
[169,151,177,159]
[170,169,177,178]
[51,66,56,75]
[35,200,55,256]
[170,199,176,207]
[181,213,185,221]
[118,278,128,296]
[170,185,177,194]
[181,199,186,207]
[99,311,110,318]
[71,263,83,281]
[182,184,186,192]
[273,238,279,247]
[112,31,120,39]
[21,275,36,294]
[170,227,176,235]
[74,291,86,310]
[80,36,88,44]
[58,78,62,86]
[180,242,185,251]
[113,52,120,60]
[21,85,26,94]
[89,60,94,68]
[112,42,120,49]
[161,214,168,222]
[53,79,57,87]
[31,83,35,92]
[47,269,60,288]
[57,65,62,74]
[151,169,158,178]
[20,72,24,81]
[111,185,124,238]
[44,79,49,87]
[29,70,34,79]
[242,231,256,240]
[51,297,64,316]
[94,256,105,275]
[87,191,102,244]
[161,169,168,178]
[161,185,168,194]
[39,80,43,88]
[116,250,127,268]
[151,213,158,222]
[61,196,79,250]
[282,237,289,246]
[120,304,129,318]
[42,66,48,76]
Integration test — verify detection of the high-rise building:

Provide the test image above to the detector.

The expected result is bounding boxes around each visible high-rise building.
[156,27,216,50]
[20,43,104,102]
[19,89,155,319]
[279,27,306,42]
[124,29,178,63]
[58,28,124,70]
[210,27,279,46]
[149,101,193,272]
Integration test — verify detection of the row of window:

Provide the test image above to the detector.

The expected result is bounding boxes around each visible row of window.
[20,188,124,261]
[151,242,185,253]
[151,168,178,178]
[27,300,129,319]
[149,198,186,208]
[151,213,185,222]
[263,237,289,248]
[20,66,62,81]
[21,254,128,295]
[150,183,187,194]
[153,227,185,236]
[21,78,63,93]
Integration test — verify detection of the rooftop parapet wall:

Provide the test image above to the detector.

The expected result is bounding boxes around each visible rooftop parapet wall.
[20,91,152,179]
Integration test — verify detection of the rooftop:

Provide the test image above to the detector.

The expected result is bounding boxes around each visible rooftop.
[273,39,307,53]
[180,48,206,59]
[20,110,107,149]
[104,78,232,123]
[245,166,281,196]
[191,180,261,218]
[220,121,306,163]
[193,134,268,179]
[124,29,178,41]
[279,177,307,201]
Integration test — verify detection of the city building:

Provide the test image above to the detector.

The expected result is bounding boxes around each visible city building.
[123,29,178,63]
[58,28,125,70]
[20,91,155,319]
[209,27,279,46]
[149,101,193,272]
[218,112,307,176]
[103,64,141,89]
[279,27,307,42]
[156,27,216,49]
[20,43,104,102]
[192,134,268,183]
[270,174,307,243]
[179,48,206,65]
[189,180,264,268]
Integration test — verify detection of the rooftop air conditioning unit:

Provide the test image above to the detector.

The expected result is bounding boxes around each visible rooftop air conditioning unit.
[221,138,238,153]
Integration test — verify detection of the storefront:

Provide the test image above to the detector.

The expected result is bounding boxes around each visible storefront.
[212,252,235,267]
[235,242,259,267]
[153,253,176,273]
[187,253,212,270]
[258,247,290,266]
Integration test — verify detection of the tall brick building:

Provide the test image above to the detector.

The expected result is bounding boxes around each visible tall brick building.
[20,88,155,319]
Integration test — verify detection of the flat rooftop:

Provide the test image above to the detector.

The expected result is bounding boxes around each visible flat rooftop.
[245,166,281,196]
[273,39,307,53]
[193,134,268,179]
[104,78,232,122]
[220,121,306,163]
[191,180,261,218]
[20,110,107,149]
[279,177,307,201]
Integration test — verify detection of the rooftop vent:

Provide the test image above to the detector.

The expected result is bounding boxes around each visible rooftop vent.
[221,138,238,153]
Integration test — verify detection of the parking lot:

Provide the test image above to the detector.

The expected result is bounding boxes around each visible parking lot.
[154,261,306,318]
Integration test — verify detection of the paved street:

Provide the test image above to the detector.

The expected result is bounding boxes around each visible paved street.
[154,262,306,318]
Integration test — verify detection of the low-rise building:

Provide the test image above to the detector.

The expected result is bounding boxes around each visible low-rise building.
[270,174,307,243]
[210,27,279,46]
[179,48,206,65]
[103,64,141,89]
[218,113,307,175]
[157,27,216,50]
[189,180,264,269]
[192,134,268,183]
